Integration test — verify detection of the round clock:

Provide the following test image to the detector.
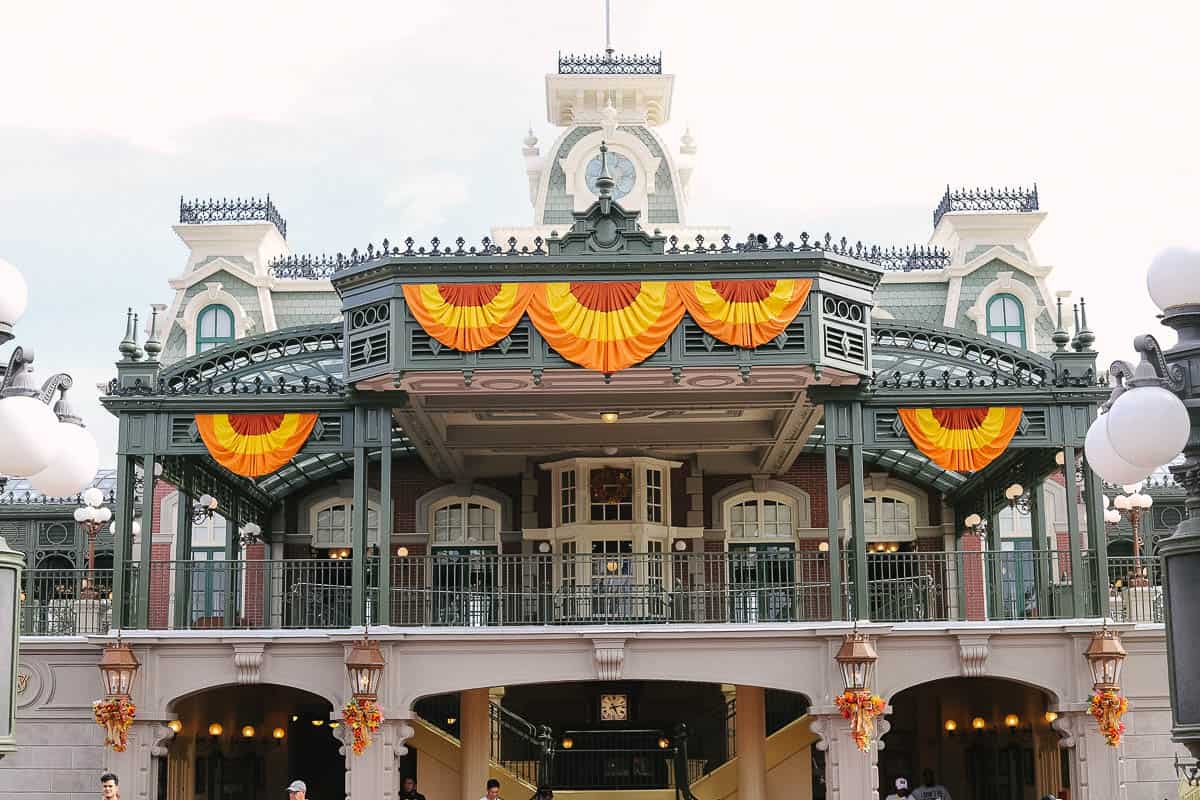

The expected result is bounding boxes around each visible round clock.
[586,151,636,200]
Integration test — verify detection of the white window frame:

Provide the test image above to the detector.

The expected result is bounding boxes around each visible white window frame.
[859,493,915,542]
[722,492,798,542]
[308,498,381,549]
[429,496,502,549]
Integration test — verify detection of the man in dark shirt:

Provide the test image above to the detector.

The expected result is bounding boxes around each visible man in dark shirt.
[399,776,426,800]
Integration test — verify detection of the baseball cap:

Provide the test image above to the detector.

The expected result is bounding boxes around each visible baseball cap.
[896,778,909,790]
[286,781,307,793]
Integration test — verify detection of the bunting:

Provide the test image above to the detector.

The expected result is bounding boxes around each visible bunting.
[897,407,1023,472]
[527,281,685,372]
[676,279,812,348]
[402,283,534,352]
[195,413,318,478]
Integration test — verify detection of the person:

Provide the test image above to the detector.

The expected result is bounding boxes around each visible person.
[286,779,308,800]
[913,769,953,800]
[100,773,119,800]
[400,776,425,800]
[480,777,501,800]
[885,777,911,800]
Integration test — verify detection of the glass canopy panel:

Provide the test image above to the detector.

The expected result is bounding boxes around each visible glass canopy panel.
[802,425,967,494]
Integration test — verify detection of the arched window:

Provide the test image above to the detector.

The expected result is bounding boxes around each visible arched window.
[311,500,380,549]
[196,304,235,353]
[862,495,913,540]
[986,294,1025,348]
[431,497,500,547]
[725,493,796,540]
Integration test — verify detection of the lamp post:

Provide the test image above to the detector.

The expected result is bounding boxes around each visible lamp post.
[1108,484,1154,586]
[74,488,113,599]
[1083,247,1200,757]
[0,534,23,760]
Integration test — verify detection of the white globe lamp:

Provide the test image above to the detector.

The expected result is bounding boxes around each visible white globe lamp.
[82,487,104,508]
[0,258,29,338]
[0,394,62,477]
[29,423,99,498]
[1147,247,1200,312]
[1084,415,1155,485]
[1105,387,1190,469]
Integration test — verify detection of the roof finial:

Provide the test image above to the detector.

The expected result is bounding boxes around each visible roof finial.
[118,308,137,361]
[1076,297,1096,352]
[1052,296,1070,352]
[595,141,615,201]
[1070,303,1083,352]
[144,305,163,361]
[604,0,613,58]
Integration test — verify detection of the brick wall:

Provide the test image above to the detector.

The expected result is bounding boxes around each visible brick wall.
[960,534,987,621]
[702,453,850,529]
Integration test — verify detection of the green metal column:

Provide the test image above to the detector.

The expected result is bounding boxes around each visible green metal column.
[136,453,158,628]
[987,490,1002,618]
[1029,479,1051,618]
[824,436,843,620]
[1062,446,1087,615]
[848,403,868,618]
[111,452,136,630]
[378,411,394,626]
[172,466,193,629]
[351,406,369,627]
[223,497,238,628]
[1082,452,1110,617]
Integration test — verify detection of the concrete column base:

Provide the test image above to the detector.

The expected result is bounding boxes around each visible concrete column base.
[811,710,887,800]
[1053,710,1127,800]
[340,719,416,800]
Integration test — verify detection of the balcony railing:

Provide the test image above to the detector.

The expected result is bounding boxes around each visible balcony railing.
[17,550,1156,634]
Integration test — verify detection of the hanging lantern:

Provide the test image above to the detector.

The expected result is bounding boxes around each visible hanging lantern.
[345,635,385,701]
[834,629,885,752]
[98,640,140,699]
[94,639,139,752]
[1085,627,1130,747]
[342,633,385,755]
[835,630,878,692]
[1086,627,1127,691]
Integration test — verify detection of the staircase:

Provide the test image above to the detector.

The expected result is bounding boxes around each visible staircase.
[407,715,540,798]
[687,716,820,800]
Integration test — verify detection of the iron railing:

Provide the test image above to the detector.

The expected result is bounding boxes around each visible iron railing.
[491,702,552,788]
[17,549,1131,633]
[557,51,662,74]
[549,728,675,790]
[933,185,1039,228]
[179,195,287,239]
[1105,555,1164,623]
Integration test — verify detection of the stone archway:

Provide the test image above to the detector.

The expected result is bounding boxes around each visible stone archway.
[163,683,343,800]
[882,676,1063,800]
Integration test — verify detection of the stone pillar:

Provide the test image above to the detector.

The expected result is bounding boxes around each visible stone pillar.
[340,719,415,800]
[105,721,175,800]
[735,685,768,800]
[811,711,884,800]
[1054,710,1127,800]
[460,688,490,800]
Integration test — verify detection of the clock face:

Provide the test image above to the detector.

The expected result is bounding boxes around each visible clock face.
[586,151,636,200]
[599,693,628,721]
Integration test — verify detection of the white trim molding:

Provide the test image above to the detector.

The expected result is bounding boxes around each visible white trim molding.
[178,282,255,356]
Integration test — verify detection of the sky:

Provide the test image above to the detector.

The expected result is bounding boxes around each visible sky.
[1,0,1198,468]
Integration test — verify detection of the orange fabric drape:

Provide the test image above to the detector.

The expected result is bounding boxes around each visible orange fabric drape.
[195,413,318,478]
[402,283,534,352]
[527,281,685,372]
[897,407,1023,472]
[676,278,812,348]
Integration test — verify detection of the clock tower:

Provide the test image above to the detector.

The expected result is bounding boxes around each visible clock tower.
[493,18,727,247]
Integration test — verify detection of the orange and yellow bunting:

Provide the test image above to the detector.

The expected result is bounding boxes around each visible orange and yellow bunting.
[402,283,534,352]
[676,279,812,349]
[528,281,685,372]
[195,413,319,478]
[897,407,1023,472]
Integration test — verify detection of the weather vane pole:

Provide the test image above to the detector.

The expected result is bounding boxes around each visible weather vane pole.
[604,0,613,57]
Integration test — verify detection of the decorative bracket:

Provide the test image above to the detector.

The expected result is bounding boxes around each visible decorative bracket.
[37,372,72,405]
[0,347,35,396]
[151,722,177,757]
[957,634,990,677]
[232,643,265,685]
[1103,334,1186,411]
[592,637,627,680]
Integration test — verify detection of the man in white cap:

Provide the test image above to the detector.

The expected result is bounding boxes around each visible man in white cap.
[885,776,911,800]
[287,780,308,800]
